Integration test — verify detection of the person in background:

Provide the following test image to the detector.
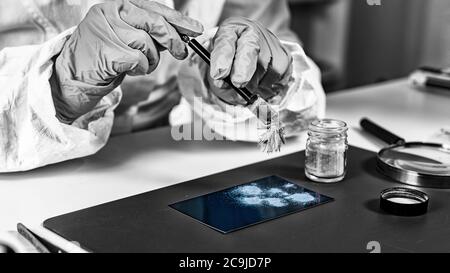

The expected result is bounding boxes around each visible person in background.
[0,0,325,172]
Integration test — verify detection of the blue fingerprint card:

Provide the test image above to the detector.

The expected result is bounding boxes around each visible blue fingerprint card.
[170,175,334,234]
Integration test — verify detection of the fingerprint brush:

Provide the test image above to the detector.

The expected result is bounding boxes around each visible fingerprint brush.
[180,34,285,152]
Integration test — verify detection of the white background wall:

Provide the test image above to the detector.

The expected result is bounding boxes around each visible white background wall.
[421,0,450,68]
[289,0,450,91]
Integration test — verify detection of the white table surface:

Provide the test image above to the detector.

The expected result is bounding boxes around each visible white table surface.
[1,79,449,250]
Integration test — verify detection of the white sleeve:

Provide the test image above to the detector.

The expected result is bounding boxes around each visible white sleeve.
[174,29,326,142]
[275,40,326,136]
[0,28,121,172]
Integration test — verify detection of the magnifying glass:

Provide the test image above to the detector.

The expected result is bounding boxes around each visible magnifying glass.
[361,118,450,188]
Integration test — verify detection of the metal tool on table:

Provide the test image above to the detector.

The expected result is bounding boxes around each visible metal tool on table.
[17,223,66,253]
[410,66,450,91]
[360,118,450,188]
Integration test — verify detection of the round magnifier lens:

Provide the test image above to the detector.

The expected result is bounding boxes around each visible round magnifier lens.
[380,187,429,216]
[379,143,450,176]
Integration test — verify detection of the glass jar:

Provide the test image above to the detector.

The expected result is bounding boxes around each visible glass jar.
[305,119,348,183]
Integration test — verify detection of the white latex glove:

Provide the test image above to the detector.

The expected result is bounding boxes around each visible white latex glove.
[208,17,293,105]
[53,0,203,123]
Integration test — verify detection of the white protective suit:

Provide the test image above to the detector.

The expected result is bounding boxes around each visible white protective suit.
[0,0,325,172]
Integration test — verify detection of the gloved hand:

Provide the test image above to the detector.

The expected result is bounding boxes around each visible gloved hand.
[53,0,203,123]
[209,17,293,105]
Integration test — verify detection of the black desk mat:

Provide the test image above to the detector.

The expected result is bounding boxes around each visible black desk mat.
[44,146,450,253]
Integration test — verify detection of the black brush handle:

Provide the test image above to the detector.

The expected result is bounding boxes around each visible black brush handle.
[182,35,257,105]
[360,118,405,145]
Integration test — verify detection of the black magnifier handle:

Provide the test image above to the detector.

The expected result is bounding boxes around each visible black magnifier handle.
[360,118,406,145]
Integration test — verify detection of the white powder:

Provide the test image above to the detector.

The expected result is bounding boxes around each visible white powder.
[231,184,317,208]
[286,193,315,203]
[240,197,264,205]
[267,188,284,196]
[263,198,288,207]
[234,185,263,196]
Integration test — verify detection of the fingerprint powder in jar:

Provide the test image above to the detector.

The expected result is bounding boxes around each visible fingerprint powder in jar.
[305,119,348,183]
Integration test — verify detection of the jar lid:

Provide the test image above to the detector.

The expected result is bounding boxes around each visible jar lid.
[380,187,429,216]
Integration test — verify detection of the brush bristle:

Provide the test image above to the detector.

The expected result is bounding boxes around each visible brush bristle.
[258,125,286,153]
[248,97,286,153]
